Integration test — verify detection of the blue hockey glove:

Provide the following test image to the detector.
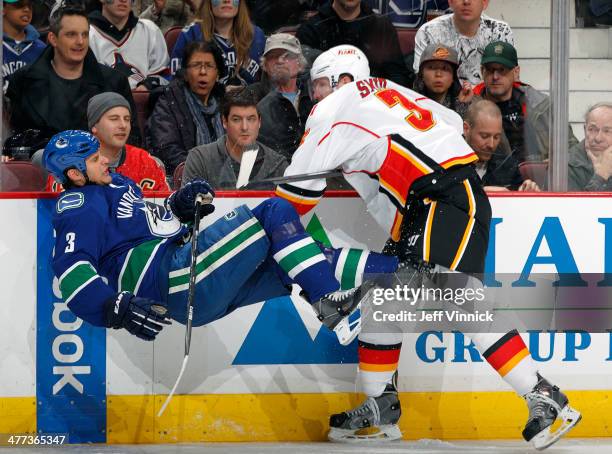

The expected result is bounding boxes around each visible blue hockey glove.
[166,179,215,223]
[104,291,172,341]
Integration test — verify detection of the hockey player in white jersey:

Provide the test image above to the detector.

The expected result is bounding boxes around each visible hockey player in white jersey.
[276,45,581,449]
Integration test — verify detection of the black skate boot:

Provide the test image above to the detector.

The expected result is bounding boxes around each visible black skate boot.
[312,282,375,346]
[522,373,581,450]
[328,373,402,442]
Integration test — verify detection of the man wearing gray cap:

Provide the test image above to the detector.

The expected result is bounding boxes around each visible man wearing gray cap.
[45,92,169,191]
[247,33,314,160]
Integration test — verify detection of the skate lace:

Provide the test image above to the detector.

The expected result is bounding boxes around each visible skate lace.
[526,393,554,420]
[327,287,357,303]
[346,397,380,425]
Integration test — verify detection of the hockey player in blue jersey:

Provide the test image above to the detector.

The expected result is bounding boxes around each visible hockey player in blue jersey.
[44,130,397,343]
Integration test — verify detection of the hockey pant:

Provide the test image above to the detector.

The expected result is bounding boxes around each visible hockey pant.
[164,198,398,327]
[358,172,537,397]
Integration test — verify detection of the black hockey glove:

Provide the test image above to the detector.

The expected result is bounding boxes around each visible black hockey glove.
[166,179,215,224]
[104,291,172,341]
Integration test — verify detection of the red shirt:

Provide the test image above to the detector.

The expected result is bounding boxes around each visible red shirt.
[47,144,170,192]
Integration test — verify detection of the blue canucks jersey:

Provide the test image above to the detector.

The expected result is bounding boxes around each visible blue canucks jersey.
[169,22,265,84]
[52,174,186,327]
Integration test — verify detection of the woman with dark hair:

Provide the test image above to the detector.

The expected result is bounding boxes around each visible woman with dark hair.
[169,0,266,87]
[413,43,473,118]
[147,41,226,175]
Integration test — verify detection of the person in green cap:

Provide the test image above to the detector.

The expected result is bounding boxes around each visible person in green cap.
[473,40,577,163]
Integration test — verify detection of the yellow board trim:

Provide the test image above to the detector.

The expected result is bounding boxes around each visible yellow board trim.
[4,390,610,442]
[0,397,36,434]
[104,390,606,443]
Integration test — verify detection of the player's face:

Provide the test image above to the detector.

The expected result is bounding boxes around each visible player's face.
[421,61,454,95]
[184,51,219,103]
[222,105,261,148]
[585,107,612,153]
[449,0,488,22]
[482,63,516,101]
[102,0,131,22]
[84,151,111,185]
[211,0,239,20]
[3,0,33,31]
[264,49,300,85]
[464,113,502,162]
[92,106,131,150]
[311,77,333,102]
[49,15,89,66]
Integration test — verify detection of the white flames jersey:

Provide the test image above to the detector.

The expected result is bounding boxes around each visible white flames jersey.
[89,19,169,89]
[276,78,477,240]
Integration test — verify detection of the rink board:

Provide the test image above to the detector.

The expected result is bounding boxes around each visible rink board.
[0,192,611,442]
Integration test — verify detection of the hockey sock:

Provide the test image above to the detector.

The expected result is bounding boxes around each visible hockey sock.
[471,330,538,396]
[331,249,399,290]
[252,198,339,302]
[358,332,403,397]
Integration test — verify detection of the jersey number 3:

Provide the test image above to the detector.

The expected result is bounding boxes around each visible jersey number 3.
[65,232,75,253]
[375,89,435,131]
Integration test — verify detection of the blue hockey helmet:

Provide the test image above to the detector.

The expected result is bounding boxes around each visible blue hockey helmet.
[44,130,100,184]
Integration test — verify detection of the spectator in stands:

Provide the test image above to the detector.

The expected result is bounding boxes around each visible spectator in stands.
[147,40,226,176]
[88,0,170,90]
[2,0,45,78]
[296,0,413,87]
[245,0,319,35]
[5,6,140,145]
[45,92,170,191]
[474,41,578,162]
[464,99,540,191]
[170,0,266,88]
[413,43,473,117]
[247,33,313,160]
[182,88,288,189]
[569,102,612,191]
[413,0,514,85]
[139,0,196,32]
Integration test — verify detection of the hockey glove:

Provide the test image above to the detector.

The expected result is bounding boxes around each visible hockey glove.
[166,179,215,224]
[104,291,172,341]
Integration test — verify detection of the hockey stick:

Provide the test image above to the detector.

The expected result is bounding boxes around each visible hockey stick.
[157,192,213,417]
[238,169,343,189]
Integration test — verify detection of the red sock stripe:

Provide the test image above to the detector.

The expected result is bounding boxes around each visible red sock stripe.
[358,344,402,365]
[484,333,528,372]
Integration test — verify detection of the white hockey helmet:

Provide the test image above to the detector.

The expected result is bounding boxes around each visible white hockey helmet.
[309,45,370,101]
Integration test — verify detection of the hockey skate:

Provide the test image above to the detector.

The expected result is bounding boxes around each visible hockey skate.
[522,373,581,450]
[312,282,376,346]
[328,374,402,442]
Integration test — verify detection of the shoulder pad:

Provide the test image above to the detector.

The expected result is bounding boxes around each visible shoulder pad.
[56,191,84,213]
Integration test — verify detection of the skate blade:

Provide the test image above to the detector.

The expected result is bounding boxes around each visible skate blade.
[328,424,402,443]
[532,405,582,451]
[333,307,361,346]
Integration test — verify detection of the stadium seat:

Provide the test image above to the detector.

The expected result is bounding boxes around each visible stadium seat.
[518,161,548,189]
[173,161,185,190]
[0,161,47,192]
[396,28,418,56]
[164,26,183,56]
[132,90,150,141]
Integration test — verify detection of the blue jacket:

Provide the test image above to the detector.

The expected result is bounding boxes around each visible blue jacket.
[2,25,46,77]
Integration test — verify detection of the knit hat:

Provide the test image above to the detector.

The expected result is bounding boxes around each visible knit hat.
[419,43,459,70]
[87,92,131,129]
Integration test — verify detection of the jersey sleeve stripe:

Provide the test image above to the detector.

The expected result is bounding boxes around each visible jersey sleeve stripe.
[440,152,479,169]
[119,238,166,294]
[59,262,100,304]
